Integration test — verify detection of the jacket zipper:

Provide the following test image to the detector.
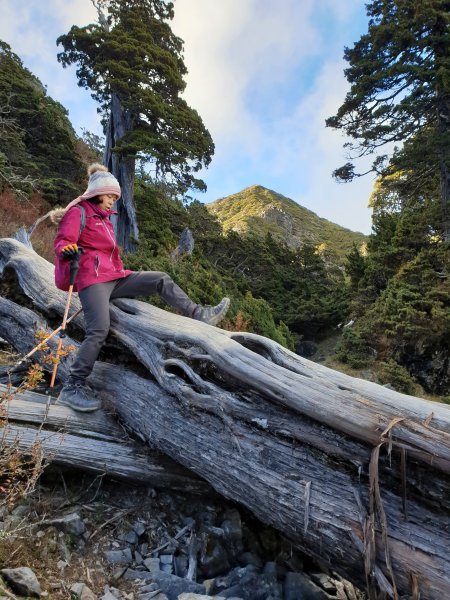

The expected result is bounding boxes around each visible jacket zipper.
[94,255,100,277]
[101,218,116,262]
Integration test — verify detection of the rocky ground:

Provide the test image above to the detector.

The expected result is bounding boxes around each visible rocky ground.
[0,469,366,600]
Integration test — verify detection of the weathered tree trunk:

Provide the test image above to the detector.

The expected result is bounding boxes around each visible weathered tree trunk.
[103,94,139,253]
[0,238,449,600]
[96,4,139,253]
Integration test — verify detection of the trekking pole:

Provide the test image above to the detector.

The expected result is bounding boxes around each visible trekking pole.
[50,251,82,388]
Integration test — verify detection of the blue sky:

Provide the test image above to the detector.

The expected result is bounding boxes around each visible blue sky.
[1,1,376,234]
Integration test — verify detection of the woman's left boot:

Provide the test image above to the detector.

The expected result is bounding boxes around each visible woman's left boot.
[193,297,230,326]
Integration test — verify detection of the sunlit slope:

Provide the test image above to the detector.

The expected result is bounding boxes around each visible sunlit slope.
[207,185,367,264]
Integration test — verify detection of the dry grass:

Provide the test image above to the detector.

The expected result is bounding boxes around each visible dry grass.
[0,191,55,263]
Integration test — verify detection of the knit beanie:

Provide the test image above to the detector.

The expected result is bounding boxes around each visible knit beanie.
[49,164,121,225]
[81,163,121,200]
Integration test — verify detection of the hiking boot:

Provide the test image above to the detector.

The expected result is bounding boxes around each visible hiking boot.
[57,380,101,413]
[193,297,230,326]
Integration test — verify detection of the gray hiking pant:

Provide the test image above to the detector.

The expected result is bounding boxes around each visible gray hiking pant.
[69,272,198,382]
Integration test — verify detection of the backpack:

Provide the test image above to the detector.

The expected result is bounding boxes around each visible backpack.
[54,205,86,292]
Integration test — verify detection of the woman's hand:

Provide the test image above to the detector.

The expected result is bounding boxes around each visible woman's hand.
[61,244,80,259]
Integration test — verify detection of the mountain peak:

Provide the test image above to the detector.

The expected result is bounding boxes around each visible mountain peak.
[207,186,366,265]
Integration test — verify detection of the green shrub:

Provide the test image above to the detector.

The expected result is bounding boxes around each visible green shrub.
[335,328,374,369]
[377,359,418,395]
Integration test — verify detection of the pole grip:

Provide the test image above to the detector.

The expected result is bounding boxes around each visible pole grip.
[69,252,81,286]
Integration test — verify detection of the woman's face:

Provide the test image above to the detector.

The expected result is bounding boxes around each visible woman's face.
[98,194,118,211]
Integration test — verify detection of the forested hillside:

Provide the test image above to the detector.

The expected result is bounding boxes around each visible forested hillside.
[0,32,448,401]
[326,0,450,398]
[208,185,366,265]
[0,41,90,204]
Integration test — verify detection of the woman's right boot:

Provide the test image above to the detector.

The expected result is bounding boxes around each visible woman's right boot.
[57,377,101,412]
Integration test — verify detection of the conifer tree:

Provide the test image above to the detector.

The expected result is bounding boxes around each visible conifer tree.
[326,0,450,240]
[0,40,84,203]
[57,0,214,251]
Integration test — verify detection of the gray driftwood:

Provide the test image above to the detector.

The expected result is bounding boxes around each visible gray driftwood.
[0,384,207,493]
[0,238,449,600]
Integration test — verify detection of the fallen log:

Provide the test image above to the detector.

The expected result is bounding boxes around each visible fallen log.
[0,237,449,600]
[0,384,208,493]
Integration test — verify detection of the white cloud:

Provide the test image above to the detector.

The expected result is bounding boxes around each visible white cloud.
[172,0,375,232]
[1,0,374,231]
[173,0,321,147]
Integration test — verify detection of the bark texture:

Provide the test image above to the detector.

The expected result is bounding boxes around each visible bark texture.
[0,238,449,600]
[103,93,139,253]
[0,383,208,493]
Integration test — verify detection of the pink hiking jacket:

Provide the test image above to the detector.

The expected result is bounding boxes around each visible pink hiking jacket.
[54,200,132,292]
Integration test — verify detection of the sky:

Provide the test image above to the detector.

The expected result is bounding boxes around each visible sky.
[1,0,376,234]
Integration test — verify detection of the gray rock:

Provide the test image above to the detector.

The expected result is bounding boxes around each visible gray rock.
[47,513,86,536]
[238,552,263,569]
[160,554,173,565]
[1,567,42,597]
[105,548,133,564]
[125,571,205,600]
[11,504,30,518]
[70,582,96,600]
[160,564,173,574]
[135,550,144,565]
[284,572,329,600]
[120,529,139,545]
[134,521,146,536]
[144,557,161,573]
[173,555,188,578]
[178,595,227,600]
[140,594,167,600]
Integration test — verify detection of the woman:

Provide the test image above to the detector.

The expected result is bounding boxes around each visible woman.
[52,164,229,413]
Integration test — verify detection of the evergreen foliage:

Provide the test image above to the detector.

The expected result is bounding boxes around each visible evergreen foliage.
[0,40,84,204]
[340,175,450,394]
[56,0,214,194]
[377,359,418,396]
[326,0,450,239]
[122,176,349,349]
[327,0,450,396]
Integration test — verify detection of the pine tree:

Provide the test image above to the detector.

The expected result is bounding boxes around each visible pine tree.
[57,0,214,251]
[326,0,450,239]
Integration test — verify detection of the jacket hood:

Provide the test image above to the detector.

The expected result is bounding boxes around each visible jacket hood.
[49,208,67,226]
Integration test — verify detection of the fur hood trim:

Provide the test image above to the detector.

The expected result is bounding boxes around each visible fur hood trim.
[49,208,67,226]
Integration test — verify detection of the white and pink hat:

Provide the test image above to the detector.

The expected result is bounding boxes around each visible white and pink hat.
[64,163,121,212]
